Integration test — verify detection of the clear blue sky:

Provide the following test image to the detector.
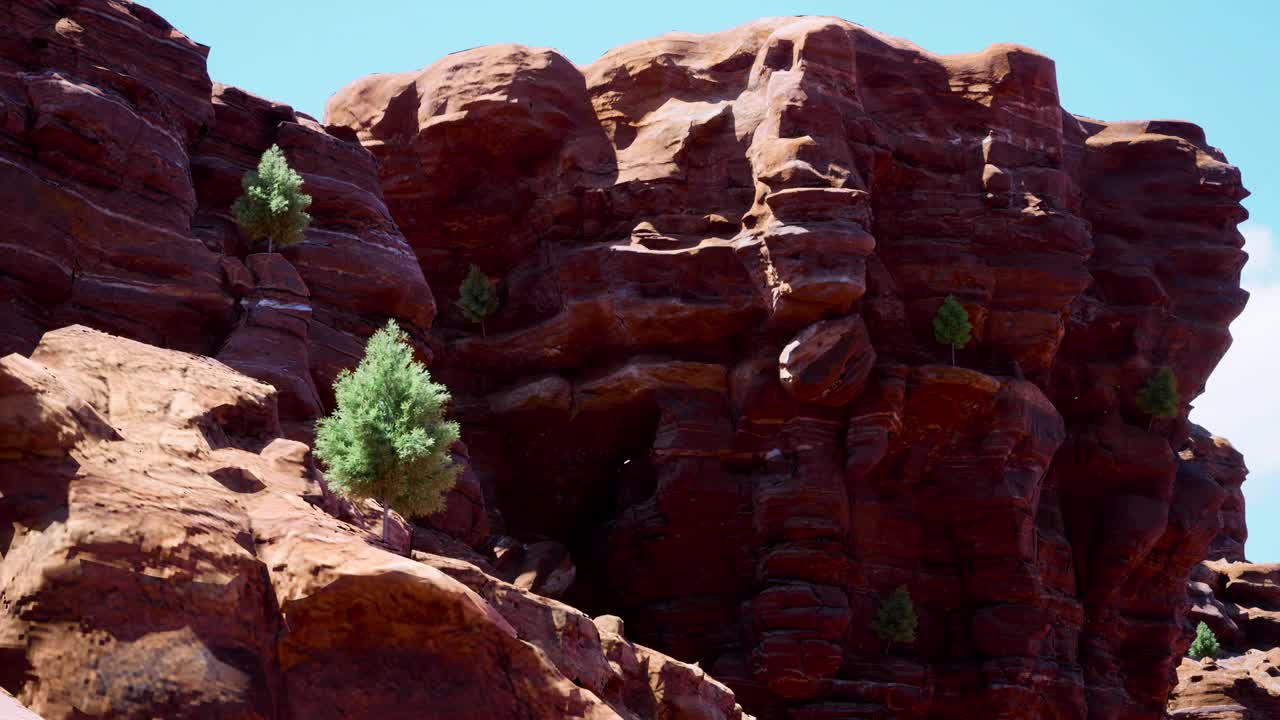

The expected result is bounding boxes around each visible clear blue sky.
[144,0,1277,560]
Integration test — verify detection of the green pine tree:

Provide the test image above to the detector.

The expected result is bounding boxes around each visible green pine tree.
[872,586,918,653]
[933,295,972,366]
[232,144,312,254]
[1136,367,1180,430]
[457,264,500,337]
[314,320,462,544]
[1187,621,1221,660]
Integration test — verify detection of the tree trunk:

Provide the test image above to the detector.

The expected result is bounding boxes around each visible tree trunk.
[381,501,390,544]
[268,236,274,254]
[480,320,487,338]
[1147,417,1154,432]
[951,345,956,367]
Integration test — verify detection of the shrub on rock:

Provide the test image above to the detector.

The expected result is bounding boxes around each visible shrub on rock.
[1137,367,1180,429]
[458,264,500,336]
[314,320,461,543]
[1188,621,1221,660]
[232,144,312,254]
[872,585,918,653]
[932,295,972,366]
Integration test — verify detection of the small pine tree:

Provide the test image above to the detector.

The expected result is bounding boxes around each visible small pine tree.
[872,586,918,653]
[457,264,499,337]
[1188,621,1221,661]
[1136,367,1180,430]
[232,145,312,254]
[314,320,462,544]
[933,295,972,366]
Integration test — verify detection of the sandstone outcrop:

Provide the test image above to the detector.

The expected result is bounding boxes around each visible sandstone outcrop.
[1161,435,1269,720]
[0,2,1253,718]
[1168,559,1280,719]
[0,326,748,720]
[1,688,43,720]
[1168,650,1280,720]
[328,17,1250,720]
[0,0,431,410]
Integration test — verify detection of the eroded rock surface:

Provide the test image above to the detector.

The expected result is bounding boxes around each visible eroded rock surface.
[1168,650,1280,720]
[0,3,1253,718]
[1169,559,1280,719]
[0,326,749,720]
[328,17,1249,720]
[0,0,431,409]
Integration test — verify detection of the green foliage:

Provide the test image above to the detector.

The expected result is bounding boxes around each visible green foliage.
[872,586,918,650]
[457,264,500,335]
[1136,367,1180,421]
[232,144,312,253]
[314,321,461,540]
[932,295,972,365]
[1188,621,1221,660]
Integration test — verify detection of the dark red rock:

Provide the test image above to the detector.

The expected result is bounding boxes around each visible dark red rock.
[778,315,876,406]
[0,1,433,410]
[421,441,491,548]
[491,537,578,598]
[216,252,323,420]
[190,84,436,405]
[0,0,229,358]
[328,17,1249,720]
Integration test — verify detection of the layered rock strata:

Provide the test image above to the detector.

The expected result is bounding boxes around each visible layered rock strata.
[0,0,432,403]
[1169,561,1280,719]
[328,17,1250,719]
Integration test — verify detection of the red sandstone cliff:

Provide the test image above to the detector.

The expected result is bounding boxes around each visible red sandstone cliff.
[325,18,1250,720]
[0,2,1255,719]
[0,0,433,420]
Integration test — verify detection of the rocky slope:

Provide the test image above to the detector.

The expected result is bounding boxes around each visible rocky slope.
[1168,561,1280,719]
[0,2,1254,719]
[0,325,747,720]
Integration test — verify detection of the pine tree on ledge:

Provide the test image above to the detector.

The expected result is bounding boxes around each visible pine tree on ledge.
[872,585,918,654]
[458,264,500,337]
[232,145,312,254]
[313,321,462,544]
[1136,367,1180,431]
[932,295,972,366]
[1188,621,1221,661]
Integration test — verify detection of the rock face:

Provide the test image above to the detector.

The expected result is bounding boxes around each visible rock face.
[1,688,43,720]
[1168,560,1280,719]
[0,326,748,720]
[1168,650,1280,720]
[0,3,1253,719]
[0,0,432,414]
[327,17,1250,720]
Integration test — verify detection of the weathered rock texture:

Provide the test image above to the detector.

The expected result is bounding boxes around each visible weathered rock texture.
[0,2,1253,718]
[1,687,43,720]
[1168,560,1280,719]
[0,326,748,720]
[327,17,1250,720]
[0,0,432,415]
